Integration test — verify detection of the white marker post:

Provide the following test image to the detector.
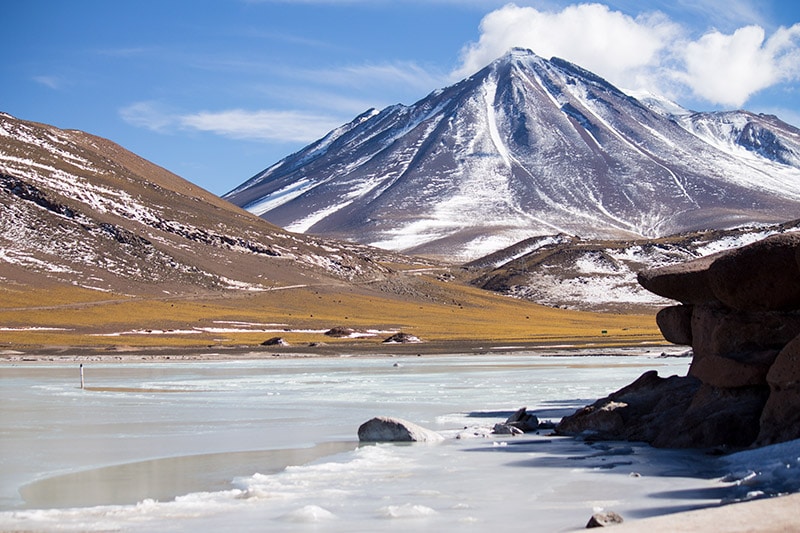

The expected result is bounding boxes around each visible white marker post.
[80,364,84,389]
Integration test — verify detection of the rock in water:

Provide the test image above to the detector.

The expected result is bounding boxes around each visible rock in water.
[586,511,624,528]
[358,417,444,443]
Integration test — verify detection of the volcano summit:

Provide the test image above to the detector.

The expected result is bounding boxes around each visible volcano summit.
[226,49,800,261]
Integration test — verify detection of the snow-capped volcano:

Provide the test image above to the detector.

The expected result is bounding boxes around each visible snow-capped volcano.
[225,48,800,261]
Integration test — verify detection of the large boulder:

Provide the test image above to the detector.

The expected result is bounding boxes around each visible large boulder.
[637,253,720,304]
[706,233,800,311]
[689,304,800,360]
[357,417,444,443]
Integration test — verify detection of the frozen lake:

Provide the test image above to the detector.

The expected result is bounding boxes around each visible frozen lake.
[0,350,771,531]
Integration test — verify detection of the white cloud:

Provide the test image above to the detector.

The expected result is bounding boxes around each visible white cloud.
[120,102,343,143]
[179,109,343,142]
[681,24,800,107]
[455,3,681,90]
[455,2,800,108]
[33,75,63,90]
[119,101,175,132]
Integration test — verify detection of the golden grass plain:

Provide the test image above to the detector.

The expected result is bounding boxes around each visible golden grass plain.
[0,276,663,353]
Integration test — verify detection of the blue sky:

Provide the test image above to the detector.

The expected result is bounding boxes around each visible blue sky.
[3,1,799,195]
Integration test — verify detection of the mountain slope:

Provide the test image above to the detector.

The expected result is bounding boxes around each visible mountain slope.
[225,48,800,261]
[0,112,417,296]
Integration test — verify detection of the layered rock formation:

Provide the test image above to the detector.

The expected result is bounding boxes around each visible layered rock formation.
[557,232,800,448]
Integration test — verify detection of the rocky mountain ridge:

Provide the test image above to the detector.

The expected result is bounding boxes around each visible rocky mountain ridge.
[225,48,800,261]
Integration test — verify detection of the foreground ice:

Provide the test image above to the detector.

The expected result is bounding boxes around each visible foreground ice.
[1,352,797,531]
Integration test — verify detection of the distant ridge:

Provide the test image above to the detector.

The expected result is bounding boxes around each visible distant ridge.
[226,48,800,261]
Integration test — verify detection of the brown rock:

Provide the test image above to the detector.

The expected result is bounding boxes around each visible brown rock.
[690,303,800,360]
[656,305,693,345]
[637,253,720,304]
[707,232,800,311]
[757,334,800,445]
[757,387,800,445]
[766,333,800,387]
[688,351,777,388]
[659,384,769,449]
[556,371,702,445]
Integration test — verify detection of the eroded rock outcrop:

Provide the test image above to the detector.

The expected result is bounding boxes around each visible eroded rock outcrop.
[558,232,800,448]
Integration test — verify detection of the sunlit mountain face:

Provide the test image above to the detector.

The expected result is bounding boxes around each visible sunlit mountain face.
[226,48,800,262]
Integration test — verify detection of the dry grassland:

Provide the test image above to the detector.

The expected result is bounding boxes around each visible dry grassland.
[0,277,663,352]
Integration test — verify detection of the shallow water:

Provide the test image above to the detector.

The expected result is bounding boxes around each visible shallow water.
[0,350,737,531]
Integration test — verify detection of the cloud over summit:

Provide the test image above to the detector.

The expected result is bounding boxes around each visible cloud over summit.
[455,2,800,108]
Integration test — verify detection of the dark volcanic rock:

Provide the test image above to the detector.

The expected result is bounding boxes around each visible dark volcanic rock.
[383,332,421,344]
[556,371,702,446]
[581,232,800,449]
[689,303,800,360]
[504,407,540,432]
[261,337,289,346]
[707,233,800,311]
[324,326,357,338]
[665,384,769,448]
[586,511,624,528]
[636,253,720,304]
[656,305,693,345]
[758,334,800,445]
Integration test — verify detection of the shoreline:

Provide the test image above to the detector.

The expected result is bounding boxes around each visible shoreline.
[0,339,681,363]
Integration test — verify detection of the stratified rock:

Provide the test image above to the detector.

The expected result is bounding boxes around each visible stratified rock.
[758,334,800,445]
[707,233,800,311]
[586,511,624,528]
[383,332,421,344]
[656,305,693,345]
[357,417,444,443]
[636,253,720,304]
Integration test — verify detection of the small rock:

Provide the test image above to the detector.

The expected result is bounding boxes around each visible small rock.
[383,332,422,344]
[586,511,624,528]
[492,423,524,436]
[358,417,444,443]
[261,337,289,346]
[505,407,540,432]
[324,326,356,337]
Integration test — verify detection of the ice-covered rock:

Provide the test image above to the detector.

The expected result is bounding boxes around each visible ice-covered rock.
[357,417,444,443]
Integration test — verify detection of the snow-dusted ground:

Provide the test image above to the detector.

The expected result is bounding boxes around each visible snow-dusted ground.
[2,352,796,532]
